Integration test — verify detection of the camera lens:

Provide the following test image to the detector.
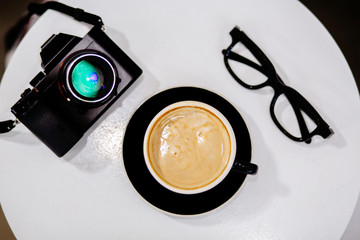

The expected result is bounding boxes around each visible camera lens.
[71,60,104,98]
[64,52,117,104]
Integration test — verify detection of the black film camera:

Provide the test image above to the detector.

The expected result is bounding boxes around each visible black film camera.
[10,2,142,157]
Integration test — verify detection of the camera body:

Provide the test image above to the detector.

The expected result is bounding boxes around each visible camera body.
[11,27,142,157]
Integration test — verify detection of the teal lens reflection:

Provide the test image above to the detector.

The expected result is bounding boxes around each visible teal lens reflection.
[71,60,104,98]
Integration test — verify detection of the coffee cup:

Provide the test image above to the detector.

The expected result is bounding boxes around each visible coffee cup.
[143,100,257,194]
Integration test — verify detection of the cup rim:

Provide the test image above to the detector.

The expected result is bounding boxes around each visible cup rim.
[143,100,237,195]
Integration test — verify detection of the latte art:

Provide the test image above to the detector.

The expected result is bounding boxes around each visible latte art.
[147,105,231,190]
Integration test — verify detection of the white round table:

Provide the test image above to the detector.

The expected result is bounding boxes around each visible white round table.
[1,0,359,239]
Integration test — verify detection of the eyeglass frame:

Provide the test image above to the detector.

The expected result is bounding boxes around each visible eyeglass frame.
[222,26,334,143]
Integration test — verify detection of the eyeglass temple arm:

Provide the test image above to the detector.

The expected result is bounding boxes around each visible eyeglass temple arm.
[284,90,312,143]
[223,47,289,90]
[223,50,266,75]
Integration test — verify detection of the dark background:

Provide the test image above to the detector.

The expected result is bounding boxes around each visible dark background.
[302,0,359,91]
[0,0,359,239]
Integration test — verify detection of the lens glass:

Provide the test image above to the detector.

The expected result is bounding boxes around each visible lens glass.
[273,93,317,138]
[71,60,104,98]
[227,43,267,86]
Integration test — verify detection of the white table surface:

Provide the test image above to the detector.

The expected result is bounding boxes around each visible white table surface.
[1,0,360,239]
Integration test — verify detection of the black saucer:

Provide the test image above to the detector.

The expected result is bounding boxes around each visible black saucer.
[123,87,252,215]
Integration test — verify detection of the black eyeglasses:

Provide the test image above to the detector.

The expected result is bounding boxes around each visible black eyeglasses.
[222,27,333,143]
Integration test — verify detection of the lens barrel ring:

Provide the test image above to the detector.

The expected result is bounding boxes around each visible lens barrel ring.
[60,50,118,105]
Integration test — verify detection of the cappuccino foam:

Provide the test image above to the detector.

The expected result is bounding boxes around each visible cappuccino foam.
[146,105,231,190]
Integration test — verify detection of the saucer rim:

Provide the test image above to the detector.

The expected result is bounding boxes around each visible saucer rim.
[122,86,253,215]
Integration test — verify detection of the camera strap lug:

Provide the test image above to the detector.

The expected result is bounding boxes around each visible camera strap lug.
[30,72,46,87]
